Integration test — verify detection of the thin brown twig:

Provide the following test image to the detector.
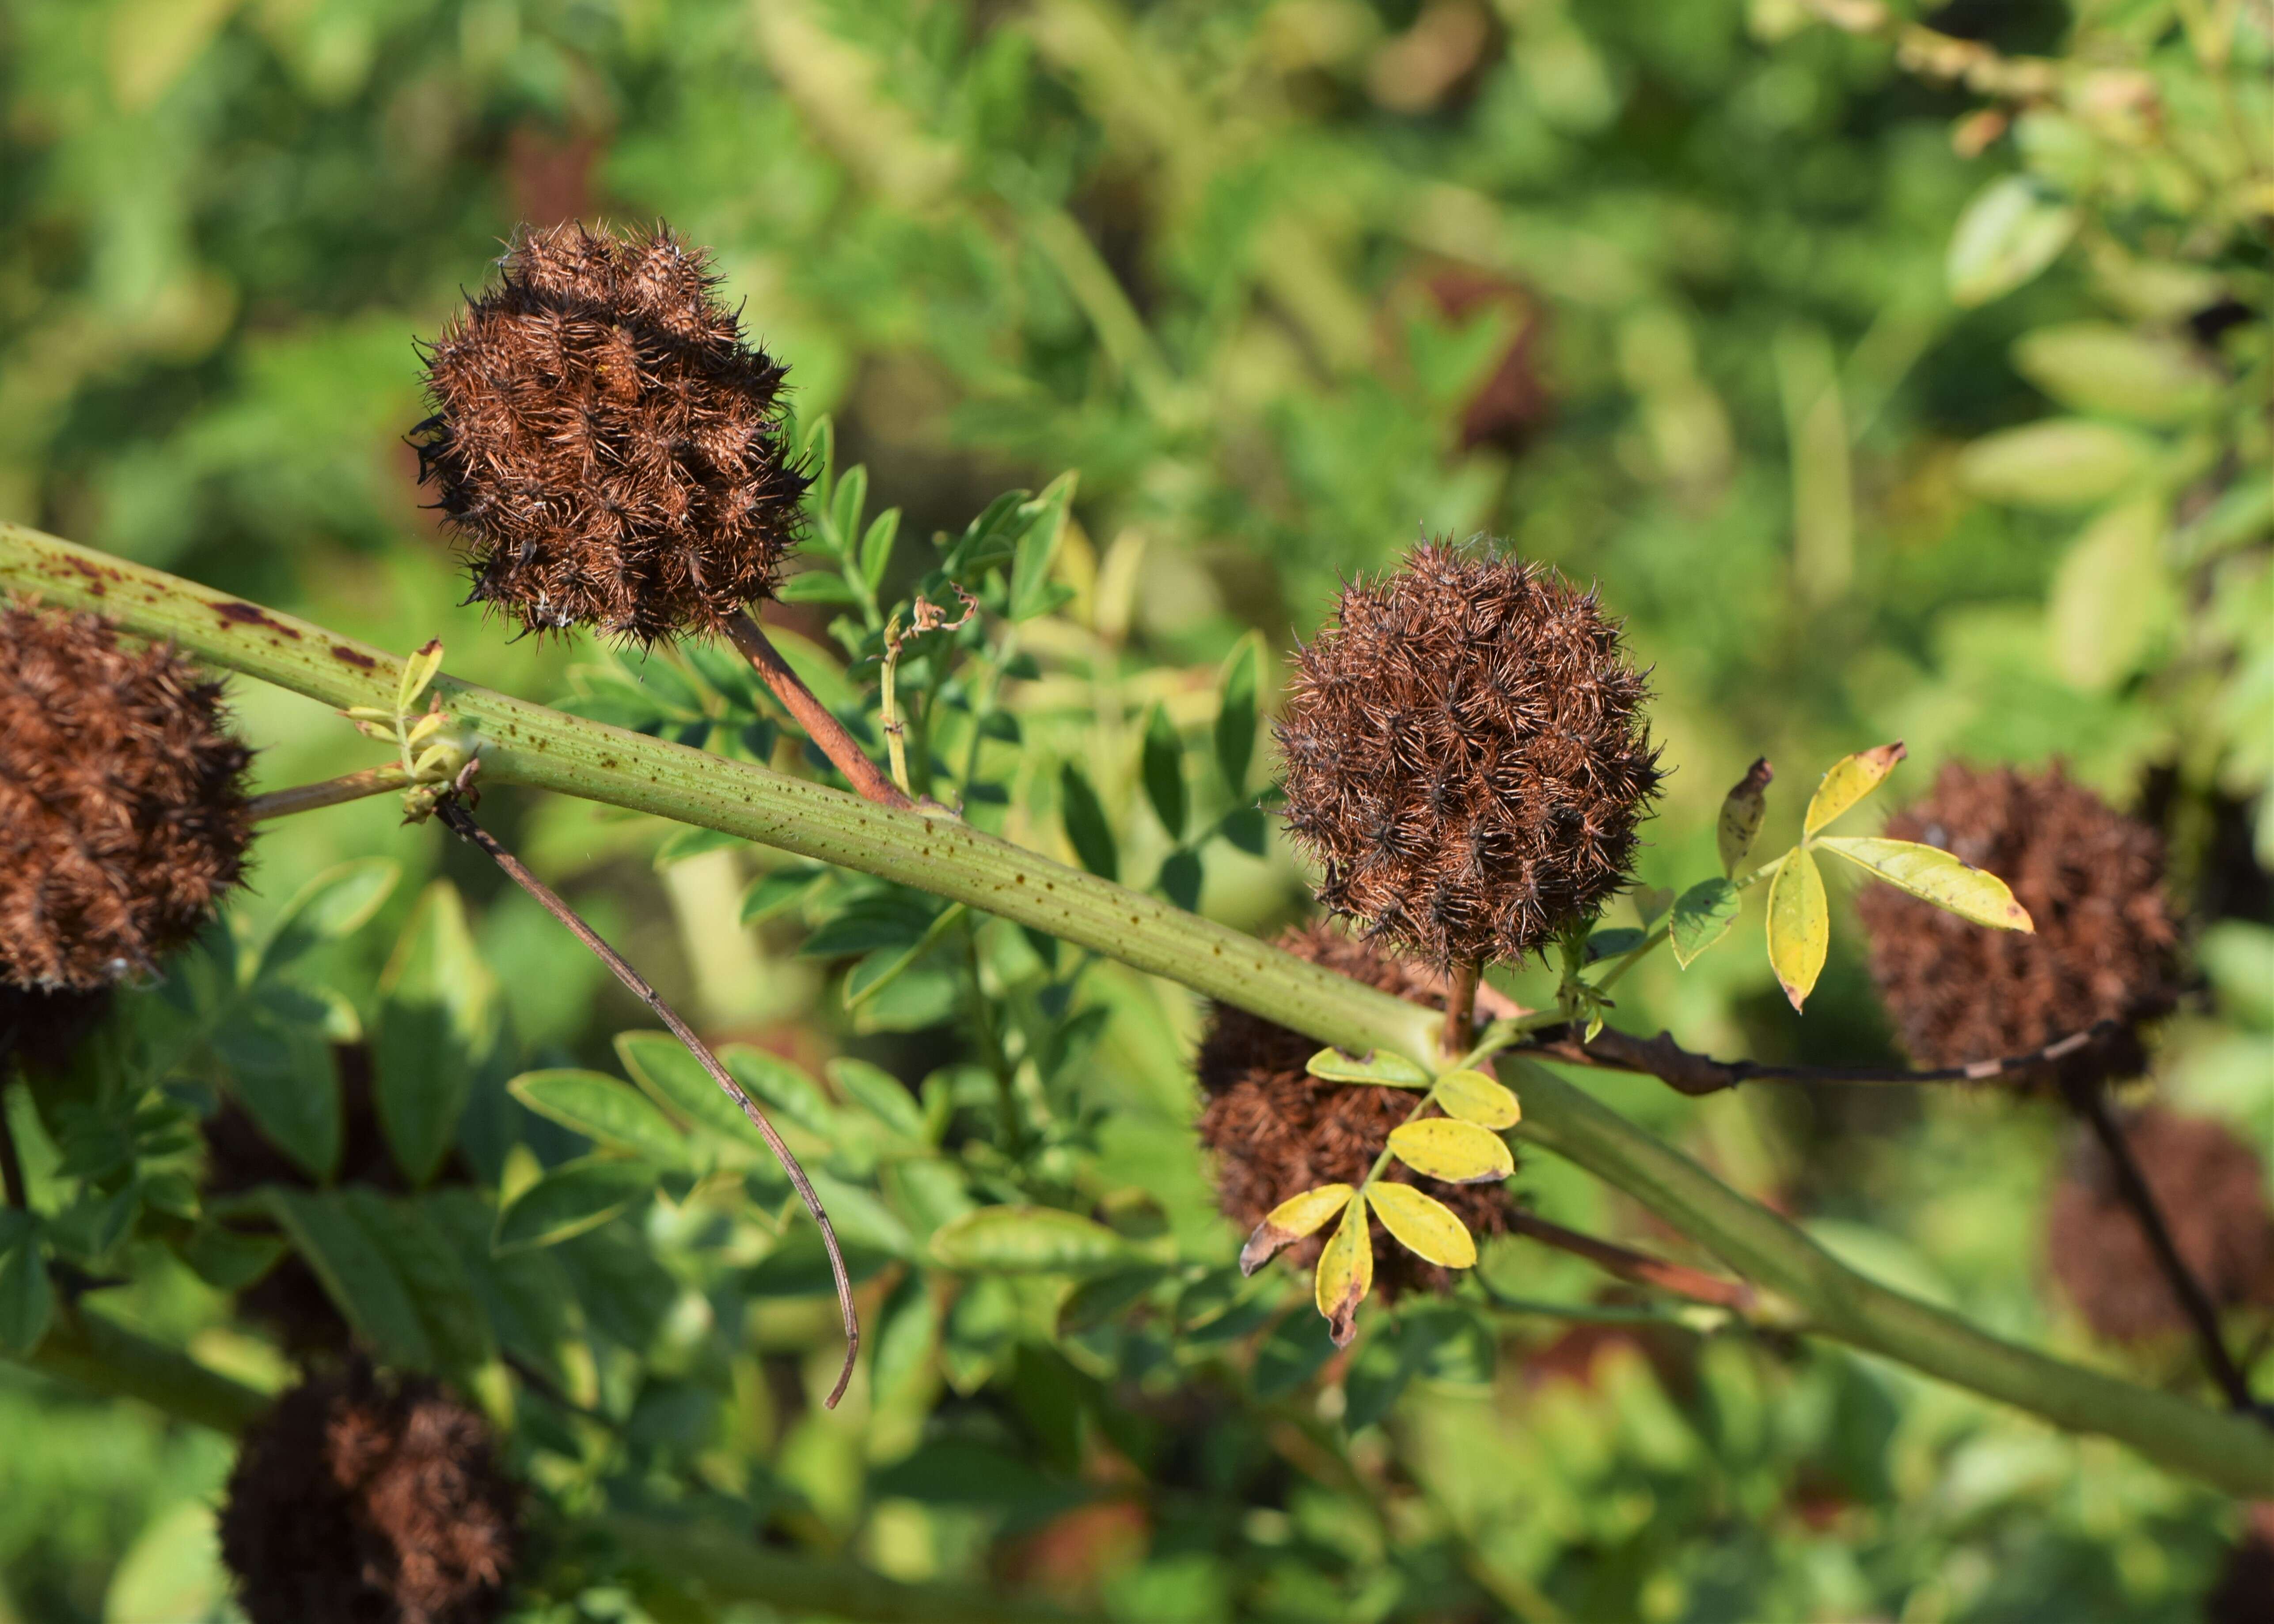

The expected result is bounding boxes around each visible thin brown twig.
[2059,1076,2258,1415]
[433,795,860,1408]
[727,608,911,809]
[1523,1019,2130,1097]
[1504,1210,1758,1314]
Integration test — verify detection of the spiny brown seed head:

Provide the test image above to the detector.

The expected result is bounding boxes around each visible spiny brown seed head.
[1854,761,2179,1088]
[0,603,251,993]
[1275,543,1661,968]
[413,220,808,644]
[220,1362,520,1624]
[2044,1107,2274,1344]
[1196,925,1510,1300]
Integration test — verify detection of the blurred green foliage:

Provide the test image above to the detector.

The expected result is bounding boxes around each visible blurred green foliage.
[1,0,2268,1620]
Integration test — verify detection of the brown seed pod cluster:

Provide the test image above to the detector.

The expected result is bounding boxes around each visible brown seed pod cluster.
[413,220,807,644]
[1195,924,1510,1300]
[1854,761,2180,1089]
[1276,542,1660,969]
[220,1361,521,1624]
[0,602,251,994]
[2044,1107,2274,1344]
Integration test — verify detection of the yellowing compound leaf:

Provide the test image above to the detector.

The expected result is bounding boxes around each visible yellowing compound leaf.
[1314,1195,1373,1347]
[1765,847,1829,1012]
[1804,741,1906,836]
[1434,1069,1520,1129]
[1366,1183,1477,1269]
[1386,1118,1514,1184]
[1816,836,2034,933]
[1239,1183,1355,1276]
[1717,758,1773,877]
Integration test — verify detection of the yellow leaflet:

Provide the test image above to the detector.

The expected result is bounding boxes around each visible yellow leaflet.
[1314,1195,1373,1347]
[1238,1183,1354,1276]
[1366,1182,1477,1269]
[1386,1118,1514,1184]
[1434,1069,1520,1129]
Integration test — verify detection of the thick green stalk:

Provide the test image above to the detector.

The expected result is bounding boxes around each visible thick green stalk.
[4,522,2268,1496]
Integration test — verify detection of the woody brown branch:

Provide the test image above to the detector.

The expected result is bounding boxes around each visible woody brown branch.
[728,609,912,810]
[1522,1018,2133,1097]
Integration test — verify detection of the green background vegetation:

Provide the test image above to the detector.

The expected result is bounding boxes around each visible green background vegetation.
[1,0,2267,1619]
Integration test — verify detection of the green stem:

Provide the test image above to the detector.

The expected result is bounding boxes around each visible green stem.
[5,523,2269,1496]
[1510,1064,2270,1495]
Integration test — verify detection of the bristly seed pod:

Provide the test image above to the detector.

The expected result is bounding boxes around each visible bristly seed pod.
[1854,761,2179,1089]
[220,1361,521,1624]
[0,602,251,994]
[1196,925,1511,1301]
[413,220,808,645]
[2044,1107,2274,1344]
[1276,541,1661,968]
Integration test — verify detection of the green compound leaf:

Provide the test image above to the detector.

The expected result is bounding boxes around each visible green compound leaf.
[1816,836,2035,933]
[1669,877,1741,968]
[1314,1194,1374,1348]
[492,1158,651,1254]
[1717,757,1773,877]
[508,1070,690,1164]
[1366,1183,1477,1269]
[1140,702,1188,841]
[1386,1119,1514,1184]
[1804,741,1906,836]
[1434,1069,1520,1130]
[1239,1183,1355,1275]
[1306,1048,1431,1089]
[1765,846,1830,1012]
[928,1205,1137,1276]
